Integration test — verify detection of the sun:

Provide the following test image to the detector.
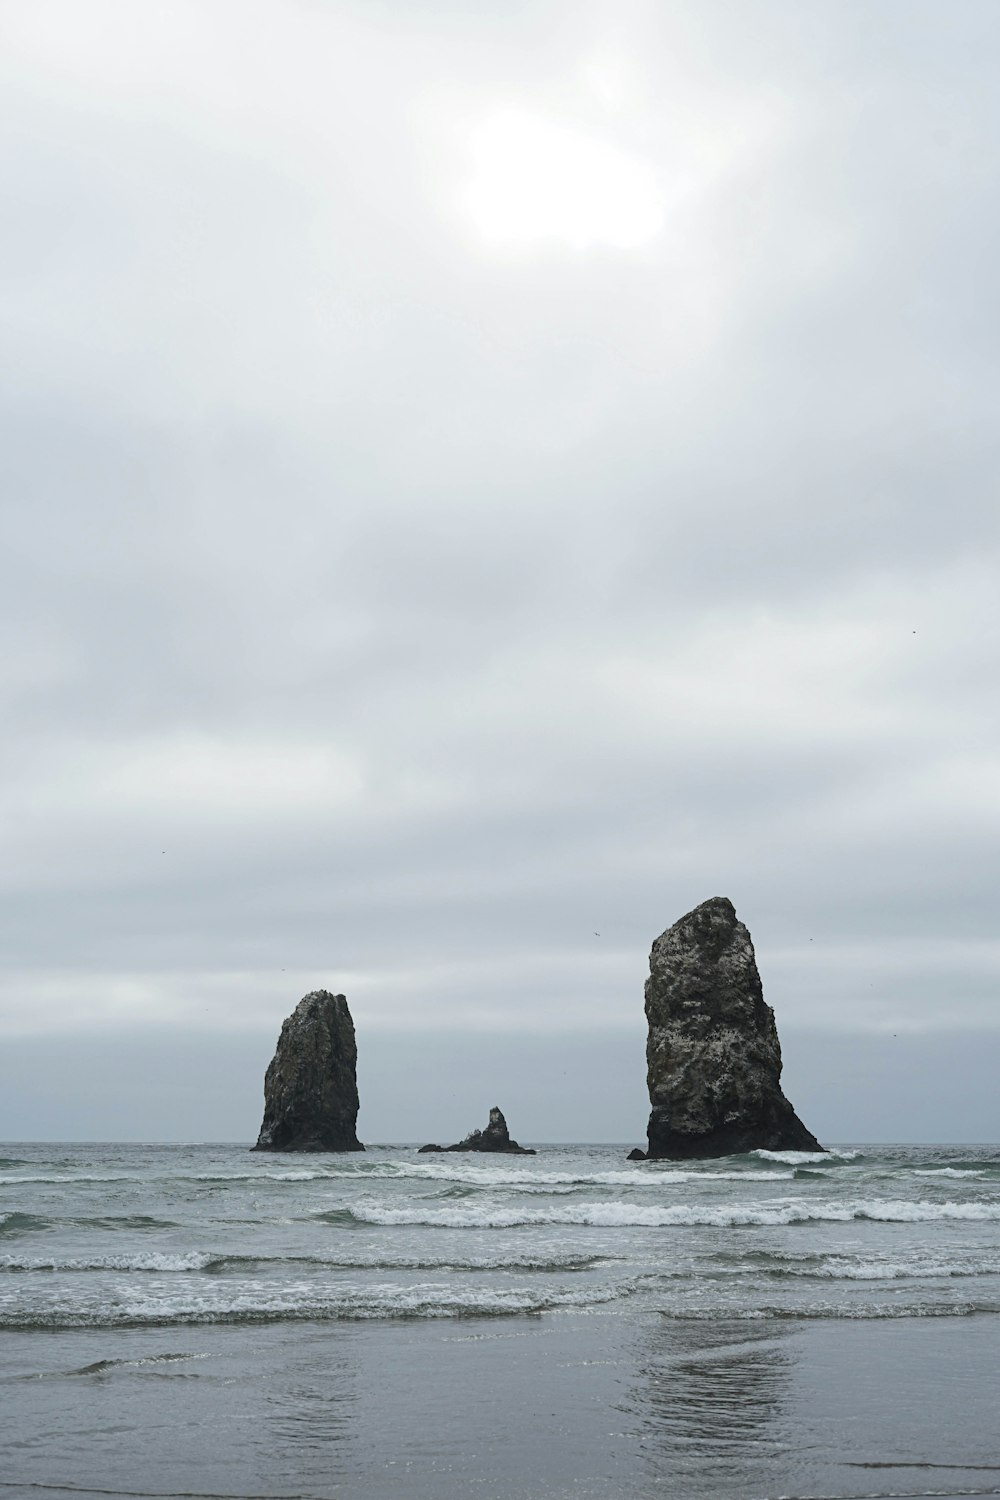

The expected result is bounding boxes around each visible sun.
[465,108,664,252]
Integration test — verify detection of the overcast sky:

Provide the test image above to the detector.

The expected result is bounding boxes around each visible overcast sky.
[1,0,998,1143]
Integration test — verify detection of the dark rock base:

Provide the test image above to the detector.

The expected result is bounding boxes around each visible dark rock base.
[252,1136,364,1153]
[418,1141,536,1155]
[418,1106,535,1155]
[646,1103,822,1160]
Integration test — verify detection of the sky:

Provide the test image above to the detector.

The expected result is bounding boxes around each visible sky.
[1,0,998,1143]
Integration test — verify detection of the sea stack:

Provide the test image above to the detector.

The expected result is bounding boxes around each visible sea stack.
[418,1106,536,1155]
[253,990,364,1152]
[639,897,822,1160]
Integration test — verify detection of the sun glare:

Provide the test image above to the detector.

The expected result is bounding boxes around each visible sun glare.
[466,109,664,252]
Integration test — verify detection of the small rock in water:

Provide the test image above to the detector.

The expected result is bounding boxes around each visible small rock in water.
[253,990,364,1153]
[419,1105,536,1155]
[642,897,823,1160]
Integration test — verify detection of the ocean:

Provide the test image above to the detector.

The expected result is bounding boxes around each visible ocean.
[2,1140,1000,1500]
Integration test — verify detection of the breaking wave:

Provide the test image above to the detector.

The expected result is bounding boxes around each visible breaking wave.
[5,1142,1000,1336]
[0,1160,819,1190]
[913,1167,985,1178]
[0,1278,634,1331]
[2,1248,610,1276]
[751,1252,1000,1282]
[752,1149,861,1164]
[341,1197,1000,1230]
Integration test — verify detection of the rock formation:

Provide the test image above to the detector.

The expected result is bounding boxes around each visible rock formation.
[418,1106,536,1155]
[253,990,364,1152]
[636,897,822,1160]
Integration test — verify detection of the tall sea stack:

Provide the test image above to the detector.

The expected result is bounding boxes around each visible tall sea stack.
[253,990,364,1152]
[641,897,822,1159]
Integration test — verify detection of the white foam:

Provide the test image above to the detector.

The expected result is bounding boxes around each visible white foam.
[344,1196,1000,1230]
[193,1170,333,1182]
[355,1162,791,1187]
[856,1198,1000,1222]
[912,1168,982,1178]
[0,1277,633,1329]
[0,1173,138,1186]
[671,1299,993,1322]
[0,1161,802,1188]
[2,1251,214,1273]
[812,1255,1000,1281]
[0,1168,364,1186]
[752,1149,860,1164]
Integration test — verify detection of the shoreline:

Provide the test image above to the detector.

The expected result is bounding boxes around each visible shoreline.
[5,1311,1000,1500]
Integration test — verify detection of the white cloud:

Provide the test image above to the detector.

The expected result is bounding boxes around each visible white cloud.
[465,108,665,250]
[1,0,998,1139]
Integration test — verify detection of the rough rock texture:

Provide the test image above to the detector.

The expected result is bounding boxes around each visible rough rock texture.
[640,897,822,1160]
[253,991,364,1152]
[418,1106,536,1155]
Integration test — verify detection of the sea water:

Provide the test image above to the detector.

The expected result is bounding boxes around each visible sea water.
[2,1141,1000,1499]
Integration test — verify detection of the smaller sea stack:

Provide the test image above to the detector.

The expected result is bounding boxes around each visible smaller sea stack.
[253,990,363,1152]
[638,897,822,1160]
[418,1106,536,1155]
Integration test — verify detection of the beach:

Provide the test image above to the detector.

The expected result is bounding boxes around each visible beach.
[3,1142,1000,1500]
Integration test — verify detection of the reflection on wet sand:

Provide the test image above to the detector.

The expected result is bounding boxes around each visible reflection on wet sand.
[630,1318,797,1494]
[256,1325,363,1486]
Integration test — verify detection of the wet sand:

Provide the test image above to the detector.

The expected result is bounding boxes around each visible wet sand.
[4,1311,1000,1499]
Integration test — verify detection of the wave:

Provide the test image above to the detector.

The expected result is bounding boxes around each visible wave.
[920,1156,1000,1171]
[0,1163,795,1189]
[0,1212,51,1236]
[391,1163,793,1187]
[2,1208,176,1234]
[2,1251,217,1274]
[70,1214,180,1231]
[67,1352,210,1376]
[0,1173,142,1186]
[0,1278,633,1331]
[665,1299,1000,1321]
[0,1169,324,1186]
[912,1167,984,1178]
[809,1256,1000,1282]
[5,1278,997,1331]
[190,1170,341,1183]
[0,1161,799,1189]
[0,1165,435,1187]
[339,1196,1000,1230]
[9,1243,996,1284]
[6,1153,910,1189]
[752,1149,861,1164]
[2,1249,610,1275]
[746,1252,1000,1282]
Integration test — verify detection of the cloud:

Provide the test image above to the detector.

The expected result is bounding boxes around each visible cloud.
[465,108,665,250]
[1,0,998,1138]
